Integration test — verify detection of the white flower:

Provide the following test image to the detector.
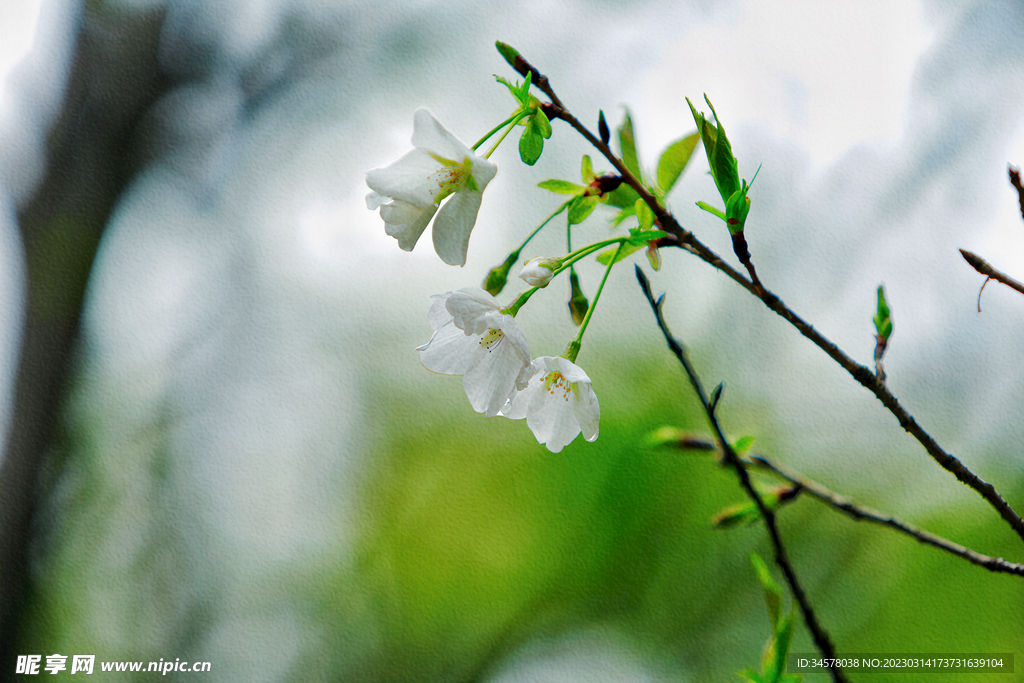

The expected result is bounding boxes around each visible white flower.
[518,256,560,288]
[501,356,600,453]
[416,287,534,417]
[366,108,498,266]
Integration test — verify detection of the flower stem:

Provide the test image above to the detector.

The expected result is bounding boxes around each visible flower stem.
[516,200,572,253]
[504,236,627,318]
[477,110,530,158]
[570,241,623,355]
[471,111,523,152]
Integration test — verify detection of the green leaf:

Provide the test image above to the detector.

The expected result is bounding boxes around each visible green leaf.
[750,553,782,632]
[769,612,796,682]
[712,501,760,528]
[635,198,655,230]
[626,228,668,245]
[874,285,892,340]
[535,106,551,138]
[538,179,585,194]
[596,242,643,265]
[696,201,726,221]
[567,194,599,225]
[605,182,640,209]
[519,121,543,165]
[709,382,725,411]
[738,668,767,683]
[778,674,804,683]
[618,110,642,182]
[581,155,595,183]
[657,132,700,194]
[733,435,755,455]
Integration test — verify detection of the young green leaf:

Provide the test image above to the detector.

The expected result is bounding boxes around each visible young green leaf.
[519,120,544,165]
[618,110,642,182]
[656,132,700,195]
[626,228,668,244]
[766,611,796,683]
[534,105,552,139]
[581,155,595,183]
[709,381,725,411]
[567,194,599,225]
[739,668,768,683]
[732,435,756,455]
[635,198,655,230]
[596,242,643,265]
[712,500,761,528]
[874,285,892,340]
[696,200,726,221]
[538,179,585,194]
[750,552,782,631]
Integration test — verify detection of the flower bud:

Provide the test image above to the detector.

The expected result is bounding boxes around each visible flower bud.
[483,250,520,296]
[568,268,589,326]
[519,256,561,288]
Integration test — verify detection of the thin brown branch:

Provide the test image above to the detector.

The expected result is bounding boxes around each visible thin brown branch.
[636,268,848,683]
[745,452,1024,577]
[528,71,1024,546]
[960,248,1024,300]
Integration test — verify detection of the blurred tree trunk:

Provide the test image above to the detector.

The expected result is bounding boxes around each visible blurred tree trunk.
[0,2,172,657]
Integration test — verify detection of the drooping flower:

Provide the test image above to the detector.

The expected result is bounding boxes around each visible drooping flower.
[501,356,600,453]
[416,287,534,417]
[366,108,498,266]
[518,256,561,288]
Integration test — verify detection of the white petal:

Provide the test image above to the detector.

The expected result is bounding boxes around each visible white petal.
[445,287,501,334]
[425,292,454,330]
[379,199,436,251]
[411,107,475,164]
[470,155,498,191]
[432,189,483,267]
[462,333,524,417]
[416,320,477,375]
[574,383,600,442]
[366,148,441,207]
[366,191,389,210]
[525,376,582,453]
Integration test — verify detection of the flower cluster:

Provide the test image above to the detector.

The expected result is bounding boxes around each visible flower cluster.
[368,110,602,453]
[416,287,600,453]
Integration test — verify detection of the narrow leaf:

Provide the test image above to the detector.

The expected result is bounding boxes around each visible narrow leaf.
[596,242,643,265]
[581,155,595,184]
[635,198,655,230]
[750,552,782,632]
[618,110,642,181]
[538,179,585,194]
[657,132,700,194]
[696,201,726,221]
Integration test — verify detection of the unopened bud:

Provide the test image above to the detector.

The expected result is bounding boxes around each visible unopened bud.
[568,268,589,326]
[519,256,561,288]
[591,174,623,196]
[483,250,521,296]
